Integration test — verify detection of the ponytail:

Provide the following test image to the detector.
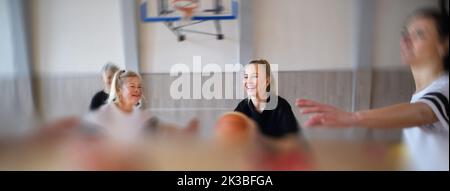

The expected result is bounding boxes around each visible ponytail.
[107,70,126,104]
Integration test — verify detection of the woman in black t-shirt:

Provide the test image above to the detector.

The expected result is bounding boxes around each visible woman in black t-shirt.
[235,59,300,138]
[89,63,120,111]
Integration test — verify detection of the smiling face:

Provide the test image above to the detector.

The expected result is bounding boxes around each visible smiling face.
[243,64,270,100]
[118,76,143,106]
[401,17,447,67]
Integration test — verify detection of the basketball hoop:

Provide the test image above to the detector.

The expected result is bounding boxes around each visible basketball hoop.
[172,0,200,21]
[141,0,239,41]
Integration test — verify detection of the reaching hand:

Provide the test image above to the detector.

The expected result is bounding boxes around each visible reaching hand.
[295,99,358,128]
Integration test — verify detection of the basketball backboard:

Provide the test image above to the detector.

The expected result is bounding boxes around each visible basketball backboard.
[140,0,238,22]
[140,0,239,41]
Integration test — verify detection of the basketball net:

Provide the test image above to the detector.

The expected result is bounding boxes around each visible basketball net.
[172,0,200,21]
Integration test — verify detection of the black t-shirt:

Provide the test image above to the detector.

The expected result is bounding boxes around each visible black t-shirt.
[89,90,109,111]
[234,96,300,138]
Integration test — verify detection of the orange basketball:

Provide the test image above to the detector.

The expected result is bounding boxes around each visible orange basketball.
[215,112,255,145]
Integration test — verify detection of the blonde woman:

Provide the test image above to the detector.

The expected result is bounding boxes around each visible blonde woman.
[84,70,198,140]
[84,70,151,139]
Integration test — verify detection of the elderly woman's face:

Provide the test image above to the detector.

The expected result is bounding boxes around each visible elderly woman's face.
[118,77,143,106]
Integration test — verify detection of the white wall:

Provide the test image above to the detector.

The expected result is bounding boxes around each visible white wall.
[28,0,440,74]
[373,0,438,70]
[139,0,355,73]
[139,3,240,74]
[140,0,440,72]
[252,0,354,71]
[0,0,15,79]
[251,0,439,71]
[31,0,126,76]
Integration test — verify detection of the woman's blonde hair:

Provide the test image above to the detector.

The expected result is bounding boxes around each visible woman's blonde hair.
[107,70,144,104]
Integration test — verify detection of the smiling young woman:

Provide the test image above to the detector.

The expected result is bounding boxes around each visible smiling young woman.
[234,59,300,139]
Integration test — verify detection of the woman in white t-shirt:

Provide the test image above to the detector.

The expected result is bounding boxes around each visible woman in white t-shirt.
[84,70,199,142]
[83,70,153,141]
[296,7,449,170]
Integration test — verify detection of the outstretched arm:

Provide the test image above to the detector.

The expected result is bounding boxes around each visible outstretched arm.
[295,99,438,129]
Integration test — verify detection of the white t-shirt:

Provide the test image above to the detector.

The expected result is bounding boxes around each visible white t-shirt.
[403,73,449,171]
[83,103,155,142]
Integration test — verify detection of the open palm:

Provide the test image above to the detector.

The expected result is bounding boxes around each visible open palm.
[295,99,357,128]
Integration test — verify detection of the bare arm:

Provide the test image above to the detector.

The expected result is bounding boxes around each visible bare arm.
[354,102,437,129]
[296,99,438,129]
